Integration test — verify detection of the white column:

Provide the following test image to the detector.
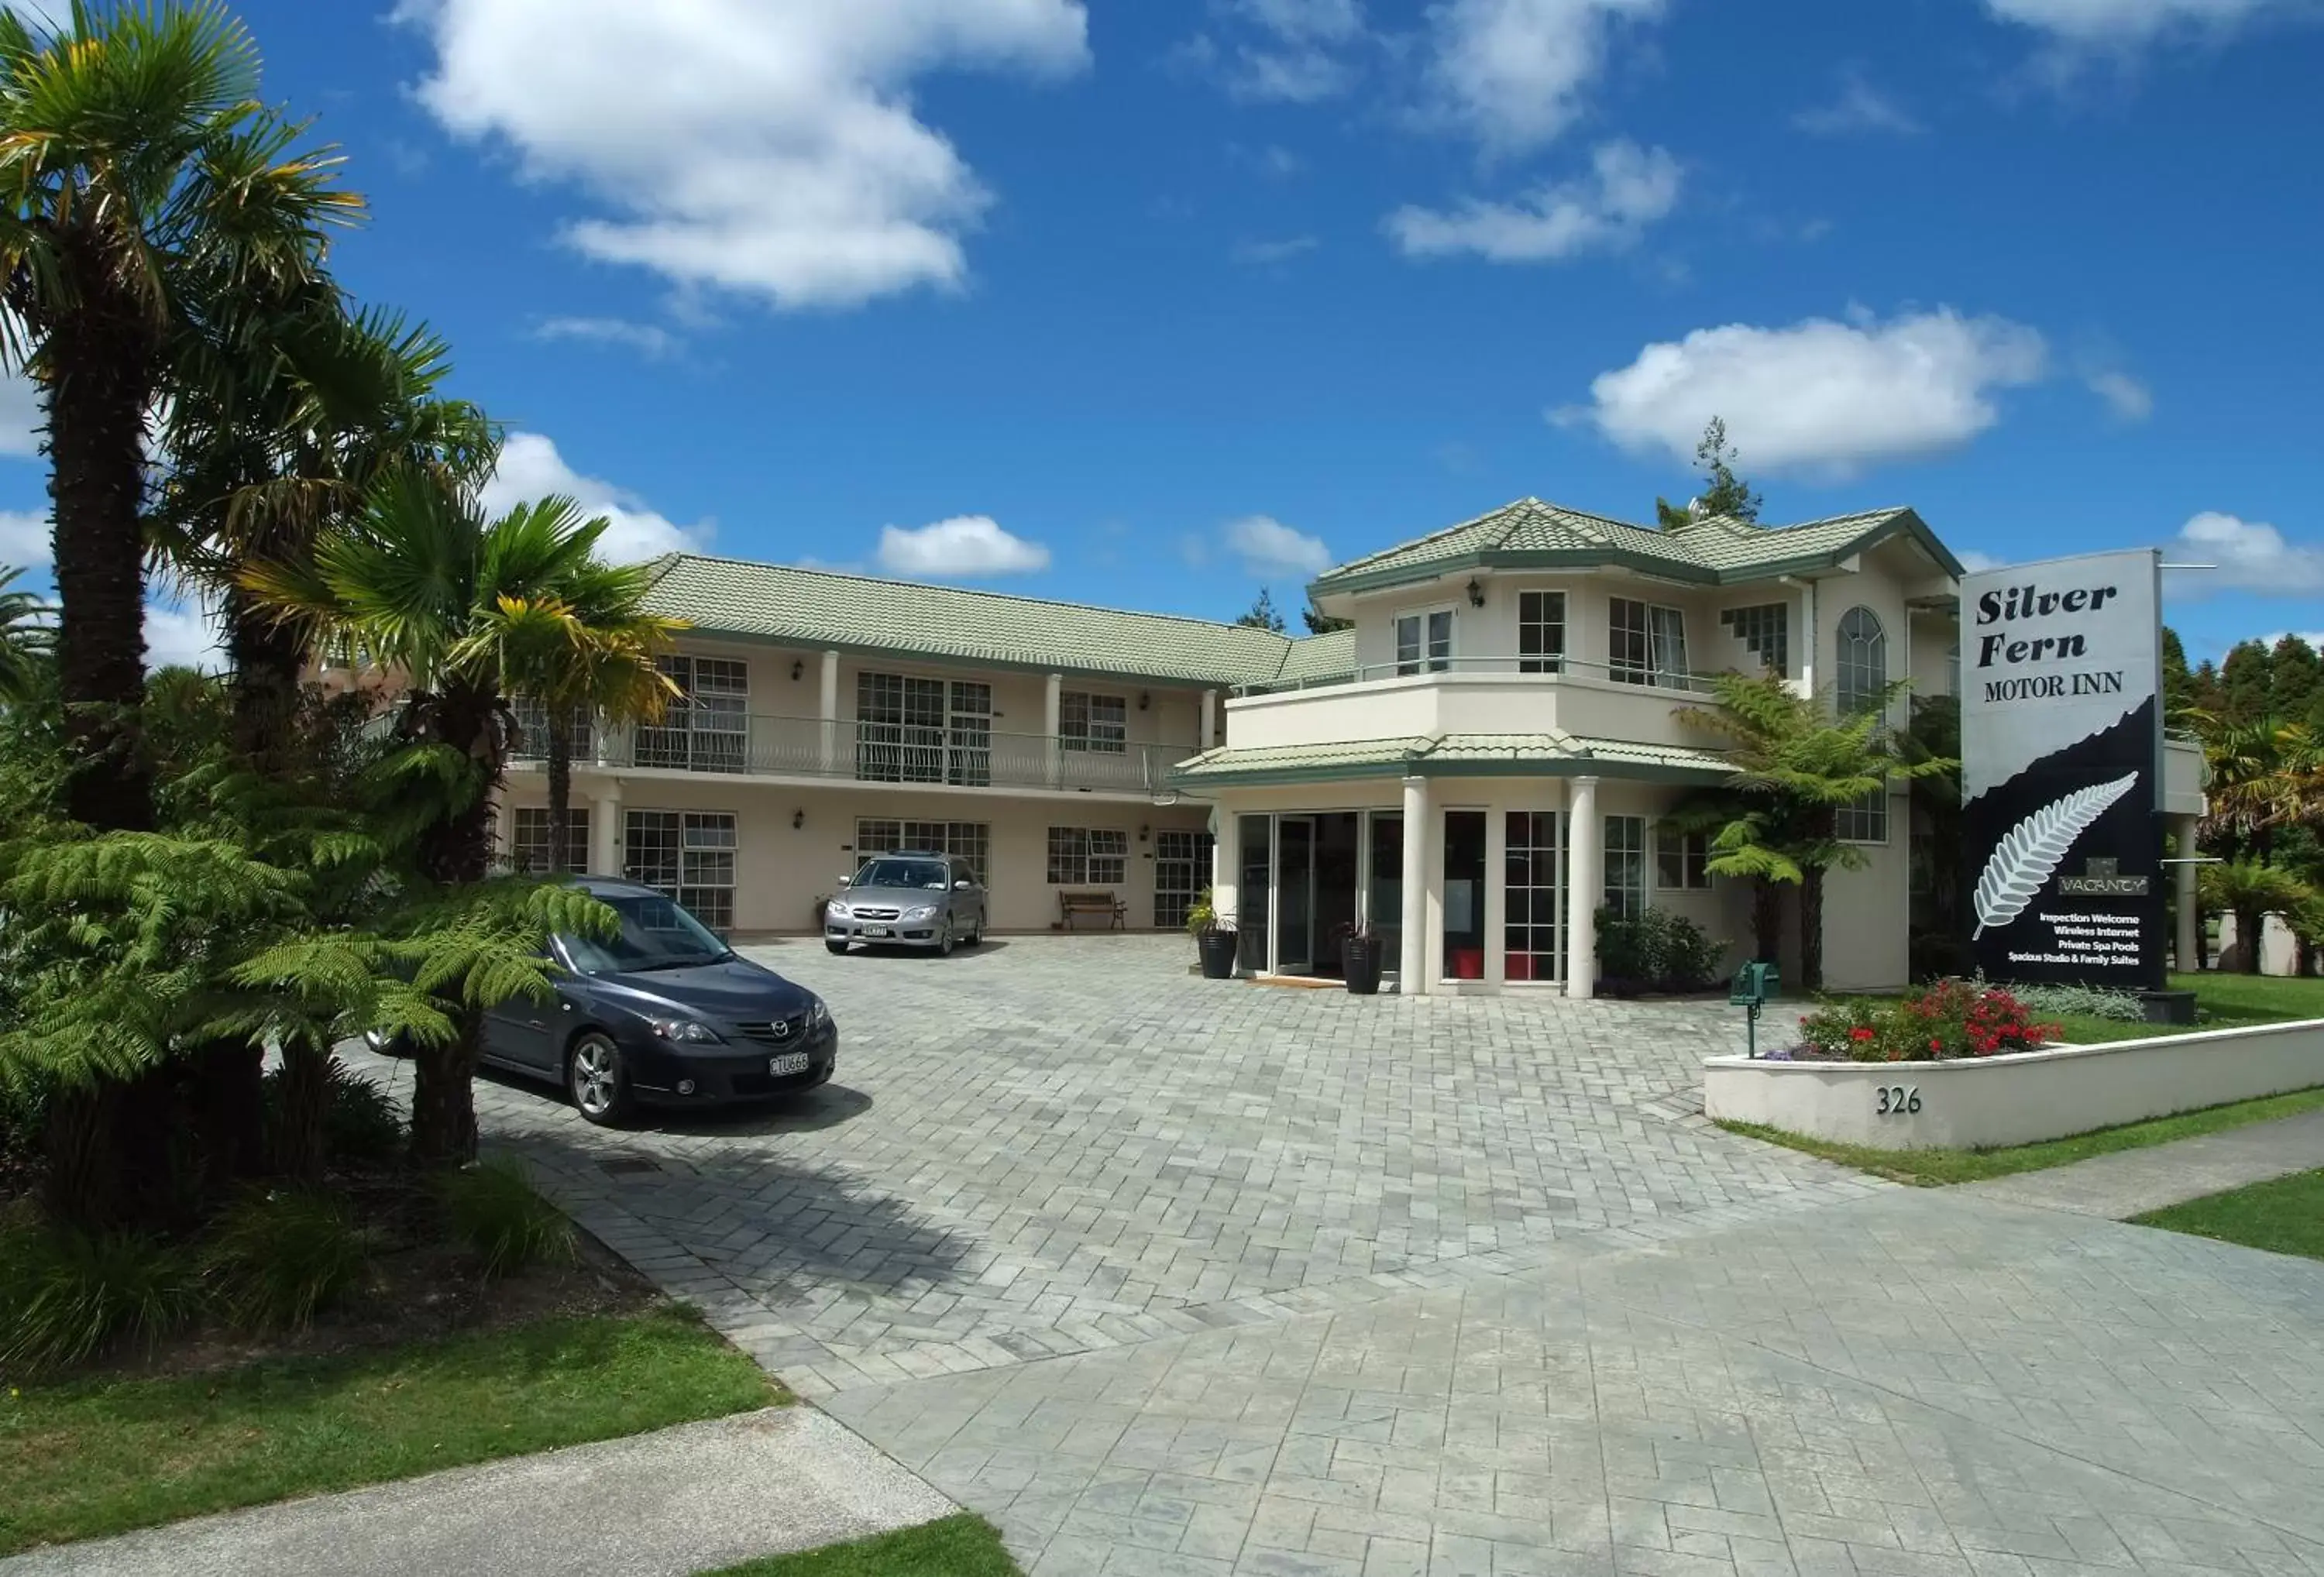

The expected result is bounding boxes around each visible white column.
[1400,776,1430,995]
[1483,801,1507,989]
[2174,817,2201,974]
[591,787,622,877]
[1044,672,1064,787]
[818,650,840,774]
[1200,689,1218,751]
[1565,775,1600,1000]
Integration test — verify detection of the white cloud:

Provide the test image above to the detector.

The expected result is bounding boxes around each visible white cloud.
[1793,70,1923,136]
[876,515,1050,577]
[1956,550,2005,574]
[0,371,40,458]
[2168,512,2324,595]
[1224,514,1332,577]
[1573,307,2051,477]
[533,316,681,359]
[1387,139,1679,262]
[399,0,1089,311]
[1985,0,2293,44]
[1421,0,1666,153]
[2085,369,2154,421]
[480,431,711,564]
[145,600,227,673]
[0,508,49,571]
[1184,0,1367,102]
[1233,235,1320,265]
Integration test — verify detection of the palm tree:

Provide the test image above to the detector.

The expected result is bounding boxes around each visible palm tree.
[243,471,639,1163]
[0,563,51,703]
[0,0,359,830]
[2199,860,2312,975]
[1677,671,1954,991]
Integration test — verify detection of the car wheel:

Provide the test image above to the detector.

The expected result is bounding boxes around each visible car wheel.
[964,911,983,947]
[566,1032,634,1126]
[937,922,955,958]
[825,939,848,955]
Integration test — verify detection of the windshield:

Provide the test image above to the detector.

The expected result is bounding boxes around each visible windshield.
[562,893,732,973]
[854,858,951,890]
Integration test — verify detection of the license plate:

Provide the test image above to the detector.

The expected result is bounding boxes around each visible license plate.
[768,1052,810,1077]
[863,926,892,937]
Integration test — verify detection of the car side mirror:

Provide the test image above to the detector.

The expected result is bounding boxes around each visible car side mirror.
[837,874,851,888]
[954,879,973,890]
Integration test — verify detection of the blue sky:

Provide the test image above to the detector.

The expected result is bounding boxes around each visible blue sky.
[2,0,2319,665]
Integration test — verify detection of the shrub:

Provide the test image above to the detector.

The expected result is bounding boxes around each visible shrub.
[1796,981,2058,1063]
[0,1216,200,1376]
[262,1061,407,1169]
[1596,907,1724,992]
[2006,979,2145,1022]
[438,1158,576,1279]
[202,1189,373,1331]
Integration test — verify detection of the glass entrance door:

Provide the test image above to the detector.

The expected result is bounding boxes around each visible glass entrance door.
[1275,816,1317,974]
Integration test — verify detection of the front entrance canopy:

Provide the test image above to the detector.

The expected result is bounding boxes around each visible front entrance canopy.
[1170,730,1734,793]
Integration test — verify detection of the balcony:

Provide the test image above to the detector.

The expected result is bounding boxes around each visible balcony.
[510,713,1195,798]
[1239,653,1724,699]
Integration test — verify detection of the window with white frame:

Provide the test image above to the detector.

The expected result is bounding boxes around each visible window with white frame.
[1718,604,1788,676]
[1837,786,1889,844]
[624,810,737,929]
[1153,830,1215,929]
[1836,606,1888,716]
[634,657,746,772]
[1394,608,1454,675]
[1518,591,1566,674]
[1047,826,1128,886]
[512,806,590,874]
[854,819,990,884]
[856,674,991,785]
[1060,691,1127,753]
[511,697,593,764]
[1504,811,1563,981]
[1602,815,1647,917]
[1655,827,1714,890]
[1609,598,1690,689]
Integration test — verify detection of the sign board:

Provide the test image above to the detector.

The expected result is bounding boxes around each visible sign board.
[1960,548,2166,991]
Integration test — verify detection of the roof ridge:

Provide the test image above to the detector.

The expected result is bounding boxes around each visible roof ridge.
[660,551,1297,644]
[1322,496,1539,577]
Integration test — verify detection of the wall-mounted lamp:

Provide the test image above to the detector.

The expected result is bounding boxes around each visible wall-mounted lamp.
[790,659,805,682]
[1466,578,1485,609]
[1138,692,1150,711]
[792,809,805,830]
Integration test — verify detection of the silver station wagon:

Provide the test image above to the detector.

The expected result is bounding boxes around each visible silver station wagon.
[823,850,988,957]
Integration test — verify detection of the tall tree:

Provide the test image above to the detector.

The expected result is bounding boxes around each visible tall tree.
[0,0,359,831]
[2218,640,2273,727]
[1236,589,1285,632]
[1656,417,1762,530]
[1301,604,1352,635]
[2268,634,2320,727]
[244,476,641,1164]
[0,564,51,703]
[2161,627,2197,724]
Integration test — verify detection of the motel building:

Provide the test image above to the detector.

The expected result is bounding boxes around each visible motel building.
[497,496,2209,995]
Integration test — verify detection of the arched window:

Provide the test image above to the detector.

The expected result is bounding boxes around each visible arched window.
[1836,606,1887,717]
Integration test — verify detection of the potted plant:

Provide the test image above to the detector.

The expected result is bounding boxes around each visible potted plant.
[1188,888,1238,980]
[1336,920,1383,996]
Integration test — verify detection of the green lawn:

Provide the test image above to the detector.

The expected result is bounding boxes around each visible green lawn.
[1722,1082,2324,1187]
[2133,1169,2324,1261]
[0,1307,784,1556]
[702,1514,1023,1576]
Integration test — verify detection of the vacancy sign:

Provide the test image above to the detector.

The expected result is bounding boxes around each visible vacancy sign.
[1960,549,2166,991]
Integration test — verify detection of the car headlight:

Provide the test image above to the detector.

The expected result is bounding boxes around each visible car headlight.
[807,996,831,1030]
[649,1018,724,1044]
[903,904,937,922]
[825,902,851,920]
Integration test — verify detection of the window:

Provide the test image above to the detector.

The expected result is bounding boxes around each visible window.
[857,674,990,784]
[1504,811,1563,982]
[1394,608,1454,675]
[634,657,746,772]
[1655,828,1713,891]
[1602,815,1646,918]
[624,810,737,930]
[1718,604,1788,676]
[1047,826,1128,887]
[1153,830,1215,929]
[1837,606,1888,717]
[512,806,590,874]
[1838,788,1889,844]
[1610,599,1691,689]
[1518,592,1566,674]
[511,697,593,764]
[1442,810,1486,979]
[854,819,989,885]
[1060,691,1127,754]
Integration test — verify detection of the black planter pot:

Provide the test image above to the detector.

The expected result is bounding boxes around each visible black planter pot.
[1197,929,1239,980]
[1342,935,1384,995]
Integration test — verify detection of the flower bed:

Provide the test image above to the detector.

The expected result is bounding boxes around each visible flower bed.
[1790,981,2058,1063]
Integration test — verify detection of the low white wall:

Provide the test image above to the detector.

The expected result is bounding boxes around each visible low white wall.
[1703,1019,2324,1150]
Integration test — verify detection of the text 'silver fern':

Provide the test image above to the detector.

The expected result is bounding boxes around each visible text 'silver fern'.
[1972,772,2141,938]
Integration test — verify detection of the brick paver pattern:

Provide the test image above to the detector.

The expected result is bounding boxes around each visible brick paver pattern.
[359,936,2324,1577]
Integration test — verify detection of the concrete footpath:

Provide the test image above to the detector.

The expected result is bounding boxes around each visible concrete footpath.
[0,1407,957,1577]
[1957,1106,2324,1219]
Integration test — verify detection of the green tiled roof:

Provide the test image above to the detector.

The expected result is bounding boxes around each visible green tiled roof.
[1311,499,1958,594]
[641,554,1346,689]
[1170,730,1734,788]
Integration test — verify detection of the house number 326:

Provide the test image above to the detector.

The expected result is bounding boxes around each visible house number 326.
[1876,1086,1922,1115]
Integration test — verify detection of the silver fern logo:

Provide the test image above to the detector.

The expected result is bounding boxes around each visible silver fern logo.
[1972,772,2142,938]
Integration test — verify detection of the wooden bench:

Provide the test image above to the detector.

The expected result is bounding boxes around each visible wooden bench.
[1058,890,1126,931]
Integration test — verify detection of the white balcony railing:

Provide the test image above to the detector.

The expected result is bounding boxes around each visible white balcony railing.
[1236,653,1728,697]
[511,712,1195,796]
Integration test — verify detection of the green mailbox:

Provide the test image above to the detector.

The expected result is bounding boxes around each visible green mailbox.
[1730,962,1779,1057]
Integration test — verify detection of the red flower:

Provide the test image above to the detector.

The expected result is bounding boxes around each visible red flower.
[1849,1026,1876,1043]
[1929,1039,1944,1053]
